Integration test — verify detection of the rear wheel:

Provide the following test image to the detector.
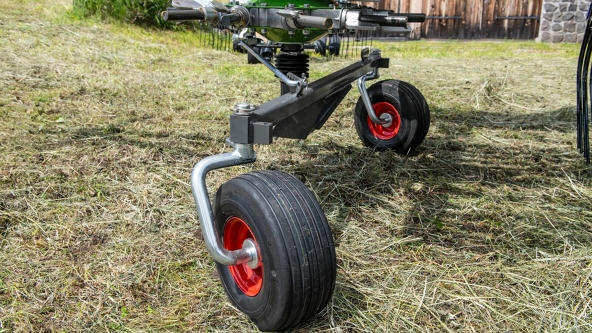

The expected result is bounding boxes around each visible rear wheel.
[214,170,336,332]
[354,79,430,153]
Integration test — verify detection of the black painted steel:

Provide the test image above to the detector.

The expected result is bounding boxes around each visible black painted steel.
[250,52,389,141]
[577,5,592,162]
[161,8,205,21]
[228,52,389,144]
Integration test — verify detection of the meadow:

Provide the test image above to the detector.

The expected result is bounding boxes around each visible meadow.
[0,0,590,331]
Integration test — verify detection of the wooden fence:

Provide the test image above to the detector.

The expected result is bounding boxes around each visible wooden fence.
[363,0,542,39]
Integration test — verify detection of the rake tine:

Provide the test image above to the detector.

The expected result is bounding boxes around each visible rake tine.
[586,6,592,162]
[344,32,348,58]
[577,15,587,151]
[577,6,592,162]
[584,9,592,162]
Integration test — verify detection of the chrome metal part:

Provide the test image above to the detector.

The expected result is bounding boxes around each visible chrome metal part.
[225,5,250,28]
[357,54,391,126]
[190,141,257,266]
[277,9,333,30]
[202,6,219,24]
[239,41,307,95]
[242,239,259,269]
[234,102,257,115]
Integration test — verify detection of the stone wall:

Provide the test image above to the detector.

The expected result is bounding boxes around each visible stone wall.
[539,0,590,42]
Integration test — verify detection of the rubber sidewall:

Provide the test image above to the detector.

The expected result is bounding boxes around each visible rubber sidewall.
[354,80,421,153]
[214,183,293,329]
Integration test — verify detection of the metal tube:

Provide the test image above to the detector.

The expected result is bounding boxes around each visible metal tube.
[357,68,392,126]
[295,15,333,29]
[190,142,257,266]
[239,41,304,94]
[161,8,205,21]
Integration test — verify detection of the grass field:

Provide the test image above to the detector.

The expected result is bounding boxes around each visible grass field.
[1,0,591,332]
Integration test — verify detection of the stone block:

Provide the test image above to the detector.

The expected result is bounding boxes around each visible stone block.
[551,33,565,42]
[552,23,564,31]
[577,22,587,33]
[544,3,558,12]
[541,20,551,31]
[580,1,590,11]
[565,33,578,42]
[540,31,552,42]
[570,4,578,10]
[576,11,586,22]
[565,21,577,32]
[559,3,568,11]
[543,13,554,21]
[563,12,575,21]
[579,32,585,43]
[554,11,563,21]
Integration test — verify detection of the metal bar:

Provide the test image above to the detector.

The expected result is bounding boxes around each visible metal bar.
[426,16,462,19]
[239,41,304,94]
[254,51,388,124]
[494,16,540,20]
[577,11,589,153]
[358,68,389,125]
[578,10,592,162]
[190,142,258,266]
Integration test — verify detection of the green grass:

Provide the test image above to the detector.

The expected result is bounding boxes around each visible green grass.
[71,0,174,28]
[0,0,591,332]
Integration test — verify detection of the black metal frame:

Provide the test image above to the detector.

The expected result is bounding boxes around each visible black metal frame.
[229,50,389,144]
[577,5,592,163]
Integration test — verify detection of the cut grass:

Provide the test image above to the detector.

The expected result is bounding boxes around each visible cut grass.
[1,0,591,332]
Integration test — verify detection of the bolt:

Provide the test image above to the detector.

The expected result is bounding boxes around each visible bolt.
[233,103,257,115]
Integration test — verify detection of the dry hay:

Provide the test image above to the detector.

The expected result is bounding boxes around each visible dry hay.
[0,0,591,332]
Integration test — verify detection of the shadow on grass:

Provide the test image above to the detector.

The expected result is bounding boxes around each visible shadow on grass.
[49,104,587,260]
[269,106,591,256]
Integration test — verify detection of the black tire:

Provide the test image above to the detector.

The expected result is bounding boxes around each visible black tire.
[354,79,430,153]
[314,39,327,56]
[214,170,336,332]
[328,42,340,56]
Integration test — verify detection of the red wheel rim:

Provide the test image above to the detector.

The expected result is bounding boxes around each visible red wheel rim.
[367,101,401,140]
[223,216,263,296]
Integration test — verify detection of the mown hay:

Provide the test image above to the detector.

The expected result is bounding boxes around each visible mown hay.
[0,0,590,332]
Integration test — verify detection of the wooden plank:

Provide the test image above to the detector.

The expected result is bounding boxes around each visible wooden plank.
[409,0,424,39]
[367,0,542,40]
[482,0,495,38]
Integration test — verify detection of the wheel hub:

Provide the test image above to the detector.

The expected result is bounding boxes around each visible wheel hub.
[367,101,401,140]
[223,217,263,296]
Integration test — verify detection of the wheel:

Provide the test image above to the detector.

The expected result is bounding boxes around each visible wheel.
[325,35,340,56]
[354,79,430,153]
[314,39,327,56]
[328,41,340,56]
[213,170,336,332]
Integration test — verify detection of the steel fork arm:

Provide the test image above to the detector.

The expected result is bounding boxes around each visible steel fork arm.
[229,50,389,144]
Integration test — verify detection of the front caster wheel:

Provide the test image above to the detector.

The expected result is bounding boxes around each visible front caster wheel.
[354,79,430,153]
[214,170,336,331]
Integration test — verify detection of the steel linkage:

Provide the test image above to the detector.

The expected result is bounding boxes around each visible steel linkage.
[577,5,592,162]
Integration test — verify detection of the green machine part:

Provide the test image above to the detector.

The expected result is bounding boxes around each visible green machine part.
[241,0,335,43]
